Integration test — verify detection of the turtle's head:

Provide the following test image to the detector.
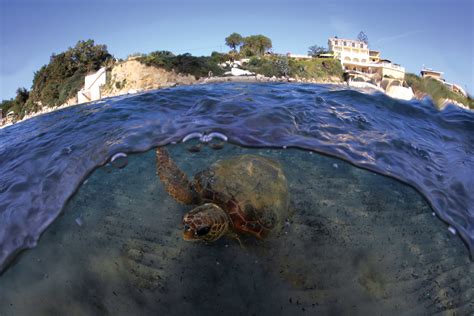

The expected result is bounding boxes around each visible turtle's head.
[182,203,230,242]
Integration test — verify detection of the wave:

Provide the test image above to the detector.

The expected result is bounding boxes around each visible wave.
[0,82,473,272]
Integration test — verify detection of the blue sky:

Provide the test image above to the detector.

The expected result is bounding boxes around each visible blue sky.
[1,0,473,99]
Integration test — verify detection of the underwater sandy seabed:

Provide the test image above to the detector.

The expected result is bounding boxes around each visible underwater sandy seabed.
[0,143,472,315]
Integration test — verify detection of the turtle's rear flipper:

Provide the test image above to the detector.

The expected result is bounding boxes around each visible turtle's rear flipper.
[156,147,197,205]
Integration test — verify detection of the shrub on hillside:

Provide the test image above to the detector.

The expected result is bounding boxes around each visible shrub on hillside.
[26,39,113,111]
[0,88,30,118]
[243,56,343,80]
[288,58,343,79]
[405,73,473,109]
[0,40,113,118]
[138,52,224,79]
[210,51,230,63]
[244,57,281,77]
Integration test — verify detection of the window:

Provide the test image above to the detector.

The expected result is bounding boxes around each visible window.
[360,43,364,48]
[335,40,338,45]
[352,43,355,47]
[344,41,347,46]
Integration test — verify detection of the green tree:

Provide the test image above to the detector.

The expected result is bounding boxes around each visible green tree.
[308,45,326,57]
[1,39,113,117]
[0,99,15,116]
[0,88,30,119]
[15,87,29,105]
[240,35,272,57]
[66,39,112,73]
[225,33,243,51]
[28,39,113,108]
[357,31,369,45]
[210,51,228,63]
[139,51,224,79]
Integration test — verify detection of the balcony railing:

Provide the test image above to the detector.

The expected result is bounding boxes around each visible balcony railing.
[378,62,404,71]
[342,60,405,72]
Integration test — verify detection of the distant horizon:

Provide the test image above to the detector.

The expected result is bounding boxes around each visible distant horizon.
[1,0,473,99]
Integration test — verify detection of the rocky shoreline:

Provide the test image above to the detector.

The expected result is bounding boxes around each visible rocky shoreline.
[2,74,345,127]
[2,72,469,129]
[201,73,343,84]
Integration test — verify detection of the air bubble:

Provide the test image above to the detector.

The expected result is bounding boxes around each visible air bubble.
[448,226,457,235]
[183,131,228,149]
[75,217,83,227]
[182,132,203,142]
[110,152,128,169]
[204,132,228,142]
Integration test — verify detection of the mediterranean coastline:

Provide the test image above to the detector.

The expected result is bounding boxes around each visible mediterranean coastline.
[1,34,472,128]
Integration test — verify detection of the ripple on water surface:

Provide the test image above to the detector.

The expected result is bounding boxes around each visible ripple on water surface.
[0,83,473,275]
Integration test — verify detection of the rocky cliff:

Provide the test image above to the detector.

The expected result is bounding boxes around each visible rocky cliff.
[101,59,197,98]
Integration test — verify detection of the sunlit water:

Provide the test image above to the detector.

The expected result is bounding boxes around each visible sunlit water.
[0,83,473,314]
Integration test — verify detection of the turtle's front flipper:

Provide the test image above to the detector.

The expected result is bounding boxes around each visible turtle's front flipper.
[227,232,246,249]
[156,147,198,205]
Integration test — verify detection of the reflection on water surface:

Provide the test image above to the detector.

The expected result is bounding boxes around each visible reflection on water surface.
[0,143,472,315]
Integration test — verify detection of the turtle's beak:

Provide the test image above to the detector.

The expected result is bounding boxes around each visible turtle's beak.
[182,224,196,241]
[182,230,194,240]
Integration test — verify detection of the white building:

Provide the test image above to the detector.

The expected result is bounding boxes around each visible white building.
[328,38,370,64]
[328,37,405,80]
[286,53,312,60]
[77,67,107,104]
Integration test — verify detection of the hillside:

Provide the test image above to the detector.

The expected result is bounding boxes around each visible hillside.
[1,40,472,125]
[242,56,343,82]
[101,59,197,97]
[1,40,112,119]
[405,73,473,110]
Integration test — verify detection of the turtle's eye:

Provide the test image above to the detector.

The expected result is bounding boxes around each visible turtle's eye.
[196,226,210,236]
[184,224,191,231]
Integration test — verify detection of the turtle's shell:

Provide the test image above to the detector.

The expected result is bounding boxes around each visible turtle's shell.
[192,155,289,239]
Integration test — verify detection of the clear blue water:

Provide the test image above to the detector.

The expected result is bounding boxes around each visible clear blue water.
[1,83,472,272]
[0,82,473,314]
[1,142,472,314]
[0,83,473,270]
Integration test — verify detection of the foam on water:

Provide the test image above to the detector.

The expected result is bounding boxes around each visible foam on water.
[0,82,473,272]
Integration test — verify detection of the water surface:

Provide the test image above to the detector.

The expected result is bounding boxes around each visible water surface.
[0,82,472,271]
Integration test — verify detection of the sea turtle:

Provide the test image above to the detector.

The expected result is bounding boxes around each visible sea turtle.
[156,147,290,243]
